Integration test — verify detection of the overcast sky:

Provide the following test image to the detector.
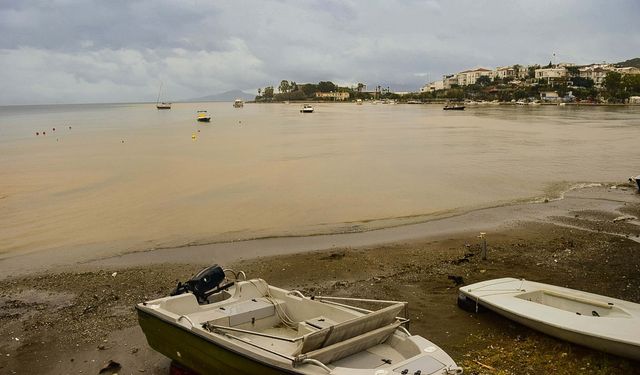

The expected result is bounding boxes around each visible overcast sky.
[1,0,638,105]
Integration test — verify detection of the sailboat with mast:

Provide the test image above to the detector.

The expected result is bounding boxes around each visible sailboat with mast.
[156,82,172,110]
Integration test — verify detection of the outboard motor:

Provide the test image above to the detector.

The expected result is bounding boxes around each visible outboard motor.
[171,264,232,304]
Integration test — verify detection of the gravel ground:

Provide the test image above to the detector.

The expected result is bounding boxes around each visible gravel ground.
[1,193,639,374]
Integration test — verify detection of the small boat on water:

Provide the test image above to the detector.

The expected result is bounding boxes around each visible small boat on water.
[137,265,462,375]
[443,103,465,111]
[233,99,244,108]
[300,104,314,113]
[458,277,640,360]
[355,99,363,105]
[197,110,211,122]
[156,82,171,110]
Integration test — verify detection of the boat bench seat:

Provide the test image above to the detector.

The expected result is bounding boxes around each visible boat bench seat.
[295,303,404,356]
[197,298,283,327]
[301,321,402,364]
[297,316,338,335]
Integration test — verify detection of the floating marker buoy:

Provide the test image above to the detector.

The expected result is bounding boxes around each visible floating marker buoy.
[36,132,39,136]
[69,126,72,129]
[192,134,196,140]
[53,128,56,131]
[43,131,46,135]
[121,140,125,143]
[197,129,201,132]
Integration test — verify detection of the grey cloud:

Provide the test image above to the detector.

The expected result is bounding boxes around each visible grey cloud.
[1,0,639,104]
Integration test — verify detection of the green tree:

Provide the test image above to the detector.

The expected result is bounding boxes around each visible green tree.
[263,86,274,98]
[300,83,318,97]
[278,80,290,94]
[604,71,622,92]
[571,77,594,88]
[476,76,492,87]
[566,66,579,76]
[622,74,640,94]
[513,64,522,78]
[317,81,336,92]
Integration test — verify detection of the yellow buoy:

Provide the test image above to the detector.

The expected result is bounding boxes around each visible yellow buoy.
[192,133,196,140]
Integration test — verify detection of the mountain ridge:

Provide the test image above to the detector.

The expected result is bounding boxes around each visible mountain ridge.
[615,57,640,68]
[189,89,255,102]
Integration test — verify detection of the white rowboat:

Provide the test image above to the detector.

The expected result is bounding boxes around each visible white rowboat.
[458,278,640,360]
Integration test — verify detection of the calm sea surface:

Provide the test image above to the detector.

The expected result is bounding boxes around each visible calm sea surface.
[1,102,639,257]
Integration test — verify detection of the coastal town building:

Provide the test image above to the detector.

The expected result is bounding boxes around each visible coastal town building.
[315,91,349,100]
[420,61,639,94]
[534,67,568,82]
[495,65,528,80]
[455,68,494,86]
[420,80,444,92]
[578,65,610,87]
[540,91,560,102]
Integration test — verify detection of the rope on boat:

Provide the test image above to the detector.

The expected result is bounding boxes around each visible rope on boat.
[249,278,298,329]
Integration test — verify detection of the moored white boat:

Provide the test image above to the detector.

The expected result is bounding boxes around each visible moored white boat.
[234,99,244,108]
[137,265,462,375]
[458,277,640,360]
[300,104,314,113]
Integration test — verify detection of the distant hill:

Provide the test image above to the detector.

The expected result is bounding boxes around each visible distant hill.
[615,57,640,68]
[190,90,255,102]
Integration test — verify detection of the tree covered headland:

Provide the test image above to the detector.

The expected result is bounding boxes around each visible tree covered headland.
[255,80,348,102]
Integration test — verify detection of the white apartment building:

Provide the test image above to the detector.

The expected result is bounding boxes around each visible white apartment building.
[535,67,567,81]
[578,66,610,87]
[455,68,494,86]
[420,80,444,92]
[495,65,528,80]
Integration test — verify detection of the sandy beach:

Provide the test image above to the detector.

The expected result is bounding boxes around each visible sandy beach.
[1,183,639,374]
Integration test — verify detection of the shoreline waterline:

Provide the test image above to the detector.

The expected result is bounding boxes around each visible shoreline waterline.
[0,180,600,259]
[1,184,636,280]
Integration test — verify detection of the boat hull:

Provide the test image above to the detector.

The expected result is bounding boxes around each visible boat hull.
[442,106,464,111]
[137,309,297,375]
[459,278,640,360]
